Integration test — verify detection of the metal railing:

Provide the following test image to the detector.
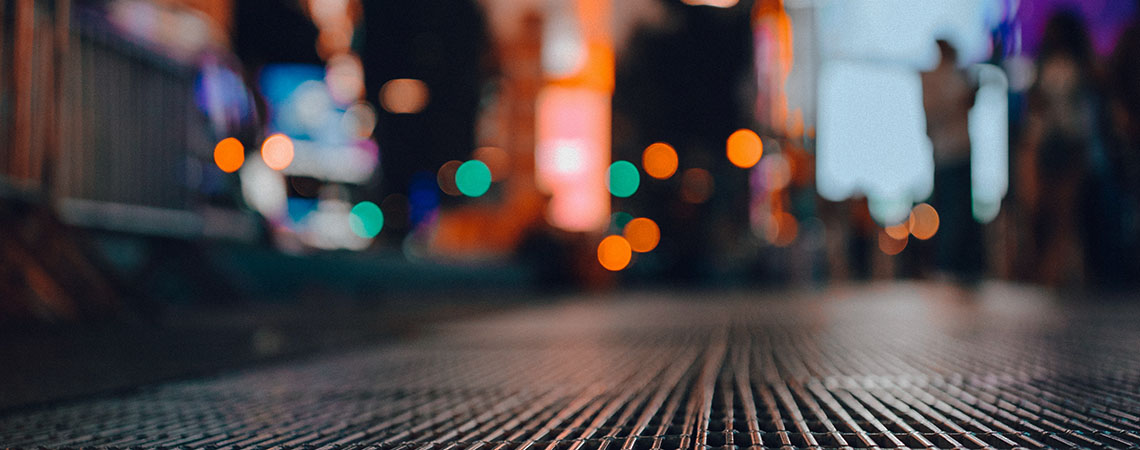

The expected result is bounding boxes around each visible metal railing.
[2,0,217,236]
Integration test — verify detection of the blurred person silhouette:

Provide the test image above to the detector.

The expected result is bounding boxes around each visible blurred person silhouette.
[1115,18,1140,160]
[921,40,983,282]
[1102,15,1140,284]
[1015,12,1112,286]
[1113,18,1140,170]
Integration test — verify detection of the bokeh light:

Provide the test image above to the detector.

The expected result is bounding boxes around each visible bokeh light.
[474,146,511,182]
[317,28,353,59]
[408,171,440,227]
[342,102,377,139]
[308,0,348,28]
[301,199,372,251]
[760,153,791,191]
[623,217,660,253]
[349,201,384,238]
[681,0,738,7]
[727,129,763,169]
[609,211,634,233]
[597,235,632,271]
[868,196,914,226]
[764,212,799,247]
[542,9,586,77]
[607,161,640,198]
[261,134,295,171]
[291,80,335,134]
[213,137,244,173]
[878,228,908,255]
[325,53,364,105]
[884,222,910,240]
[380,78,429,114]
[680,168,714,204]
[240,157,287,220]
[908,203,940,240]
[642,142,678,180]
[456,160,492,197]
[437,160,463,196]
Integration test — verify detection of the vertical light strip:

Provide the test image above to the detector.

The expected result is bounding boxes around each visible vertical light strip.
[968,63,1008,223]
[535,0,613,232]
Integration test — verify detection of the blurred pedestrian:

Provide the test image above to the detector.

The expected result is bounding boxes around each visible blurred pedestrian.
[1099,15,1140,284]
[1015,12,1111,286]
[921,40,984,282]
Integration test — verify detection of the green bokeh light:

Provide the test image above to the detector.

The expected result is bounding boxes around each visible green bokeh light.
[607,161,640,198]
[456,160,492,197]
[349,201,384,238]
[610,211,634,233]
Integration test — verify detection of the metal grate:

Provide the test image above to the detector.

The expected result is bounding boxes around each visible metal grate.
[5,285,1140,449]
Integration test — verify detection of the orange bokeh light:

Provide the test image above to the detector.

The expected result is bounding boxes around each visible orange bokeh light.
[765,212,798,247]
[884,222,909,240]
[261,134,295,171]
[437,160,462,196]
[380,78,429,114]
[908,203,940,240]
[878,229,908,255]
[680,168,714,204]
[326,53,365,105]
[597,235,632,271]
[681,0,738,7]
[474,146,511,181]
[623,217,660,253]
[727,129,763,168]
[214,137,244,173]
[642,142,678,180]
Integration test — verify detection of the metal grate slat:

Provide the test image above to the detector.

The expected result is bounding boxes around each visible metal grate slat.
[6,288,1140,449]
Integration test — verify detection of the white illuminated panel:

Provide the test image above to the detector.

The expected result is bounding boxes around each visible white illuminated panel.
[816,0,999,68]
[816,61,933,225]
[813,0,1005,224]
[969,64,1009,223]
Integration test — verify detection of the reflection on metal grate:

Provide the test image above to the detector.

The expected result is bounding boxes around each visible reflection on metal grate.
[5,285,1140,449]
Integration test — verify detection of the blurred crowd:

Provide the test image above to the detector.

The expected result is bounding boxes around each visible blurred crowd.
[907,11,1140,287]
[1008,12,1140,286]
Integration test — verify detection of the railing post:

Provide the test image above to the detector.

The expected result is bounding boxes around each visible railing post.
[10,0,35,182]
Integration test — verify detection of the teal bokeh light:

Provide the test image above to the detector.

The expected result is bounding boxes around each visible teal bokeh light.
[456,160,492,197]
[610,211,634,233]
[349,201,384,238]
[607,161,640,198]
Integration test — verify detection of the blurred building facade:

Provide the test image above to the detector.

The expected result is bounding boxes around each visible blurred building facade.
[4,0,1140,304]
